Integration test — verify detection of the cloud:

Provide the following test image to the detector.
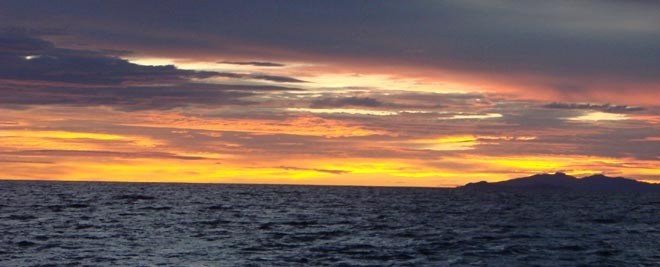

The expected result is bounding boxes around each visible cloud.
[0,3,658,184]
[249,74,306,83]
[287,108,398,116]
[442,113,503,120]
[543,102,645,113]
[0,33,53,55]
[215,72,306,83]
[219,61,285,67]
[1,26,70,38]
[0,32,222,86]
[2,1,655,103]
[0,32,310,89]
[568,112,628,122]
[0,158,54,164]
[0,32,304,110]
[278,166,349,175]
[310,97,384,108]
[0,150,208,160]
[0,82,301,110]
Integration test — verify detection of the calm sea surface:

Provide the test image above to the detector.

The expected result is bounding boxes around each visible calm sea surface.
[1,181,659,266]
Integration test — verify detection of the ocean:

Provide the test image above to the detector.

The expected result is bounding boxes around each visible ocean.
[1,181,659,266]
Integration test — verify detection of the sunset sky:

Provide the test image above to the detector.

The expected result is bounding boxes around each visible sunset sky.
[0,1,658,187]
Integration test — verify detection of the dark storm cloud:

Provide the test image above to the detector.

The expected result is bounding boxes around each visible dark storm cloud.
[220,61,285,67]
[0,33,304,110]
[543,102,645,113]
[0,33,219,85]
[1,26,69,37]
[2,0,658,87]
[1,55,217,85]
[0,32,306,87]
[0,33,53,55]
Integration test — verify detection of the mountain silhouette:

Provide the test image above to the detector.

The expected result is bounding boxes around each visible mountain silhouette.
[460,172,660,192]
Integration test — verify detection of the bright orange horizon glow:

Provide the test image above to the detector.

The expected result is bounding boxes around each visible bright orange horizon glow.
[1,123,658,187]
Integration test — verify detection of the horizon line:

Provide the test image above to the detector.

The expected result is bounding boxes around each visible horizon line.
[1,172,658,188]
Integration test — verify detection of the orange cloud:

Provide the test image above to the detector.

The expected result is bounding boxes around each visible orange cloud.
[125,112,388,138]
[0,130,161,151]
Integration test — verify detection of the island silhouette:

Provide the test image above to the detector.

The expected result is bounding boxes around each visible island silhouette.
[461,172,660,192]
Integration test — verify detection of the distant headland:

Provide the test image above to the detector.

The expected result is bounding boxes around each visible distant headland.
[460,172,660,192]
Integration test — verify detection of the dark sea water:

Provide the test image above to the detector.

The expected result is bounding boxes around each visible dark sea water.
[1,181,659,266]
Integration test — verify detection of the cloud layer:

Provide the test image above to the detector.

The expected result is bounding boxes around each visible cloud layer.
[2,1,659,103]
[0,2,658,186]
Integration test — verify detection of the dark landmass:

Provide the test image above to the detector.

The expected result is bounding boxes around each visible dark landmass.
[460,172,660,192]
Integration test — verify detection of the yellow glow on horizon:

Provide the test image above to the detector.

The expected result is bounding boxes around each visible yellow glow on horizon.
[487,158,566,171]
[0,108,656,187]
[453,154,627,171]
[1,153,657,187]
[0,109,656,187]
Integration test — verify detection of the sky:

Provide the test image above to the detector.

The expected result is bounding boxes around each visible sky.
[0,1,658,187]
